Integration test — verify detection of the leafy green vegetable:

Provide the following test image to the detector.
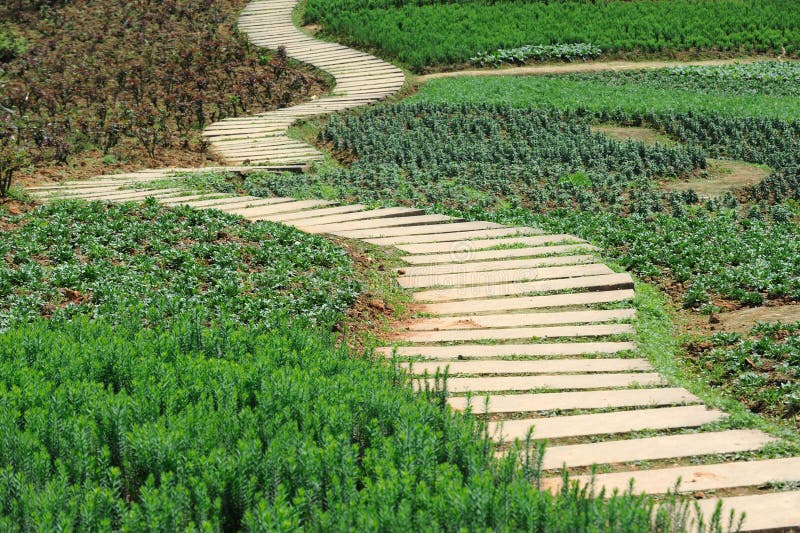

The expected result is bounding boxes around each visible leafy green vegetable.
[0,200,359,331]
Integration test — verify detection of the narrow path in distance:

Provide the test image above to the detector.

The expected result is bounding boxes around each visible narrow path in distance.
[416,57,773,81]
[201,0,405,166]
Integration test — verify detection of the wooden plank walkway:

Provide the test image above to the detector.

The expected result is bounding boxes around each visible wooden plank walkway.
[26,0,800,526]
[201,0,405,165]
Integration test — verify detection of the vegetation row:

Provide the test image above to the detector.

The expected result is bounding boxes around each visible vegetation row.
[303,0,800,70]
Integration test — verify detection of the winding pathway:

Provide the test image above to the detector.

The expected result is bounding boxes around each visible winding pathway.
[25,0,800,530]
[202,0,405,165]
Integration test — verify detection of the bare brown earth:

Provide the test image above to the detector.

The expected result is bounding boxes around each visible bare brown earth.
[591,125,676,146]
[416,58,766,81]
[716,304,800,334]
[664,159,772,196]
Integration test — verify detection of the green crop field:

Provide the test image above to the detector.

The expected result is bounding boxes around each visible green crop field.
[412,62,800,118]
[303,0,800,70]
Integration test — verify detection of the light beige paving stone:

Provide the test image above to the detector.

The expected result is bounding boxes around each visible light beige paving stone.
[331,221,504,239]
[160,195,238,207]
[227,200,335,218]
[412,273,634,302]
[83,189,184,201]
[398,255,597,277]
[694,491,800,532]
[544,457,800,496]
[419,289,636,315]
[260,204,367,222]
[286,207,424,226]
[35,186,128,197]
[398,323,634,343]
[490,406,725,441]
[402,244,599,265]
[450,387,699,415]
[375,342,637,359]
[426,373,665,393]
[538,429,775,470]
[397,234,584,255]
[155,195,232,206]
[406,308,636,331]
[404,357,652,376]
[398,263,613,289]
[365,227,543,246]
[165,196,283,208]
[28,182,127,191]
[298,214,457,233]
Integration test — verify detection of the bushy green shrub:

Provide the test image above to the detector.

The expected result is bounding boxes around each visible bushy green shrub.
[471,43,602,67]
[0,24,25,62]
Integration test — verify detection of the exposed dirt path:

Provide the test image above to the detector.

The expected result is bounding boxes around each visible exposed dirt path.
[417,57,770,81]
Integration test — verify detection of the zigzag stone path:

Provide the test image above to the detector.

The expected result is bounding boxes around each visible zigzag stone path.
[26,0,800,528]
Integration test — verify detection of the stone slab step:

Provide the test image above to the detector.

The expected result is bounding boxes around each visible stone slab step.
[419,289,636,315]
[450,387,699,415]
[165,196,284,209]
[376,342,636,359]
[87,189,184,201]
[226,200,336,218]
[262,204,367,222]
[398,255,597,277]
[159,193,236,208]
[431,373,664,393]
[543,457,800,496]
[490,405,725,441]
[397,234,585,255]
[397,323,634,343]
[399,263,614,289]
[29,182,127,192]
[156,195,234,206]
[406,357,652,376]
[331,221,503,239]
[365,227,543,246]
[33,186,123,198]
[286,207,424,226]
[694,491,800,532]
[402,244,599,265]
[412,273,634,302]
[539,429,776,470]
[298,214,458,233]
[407,308,637,331]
